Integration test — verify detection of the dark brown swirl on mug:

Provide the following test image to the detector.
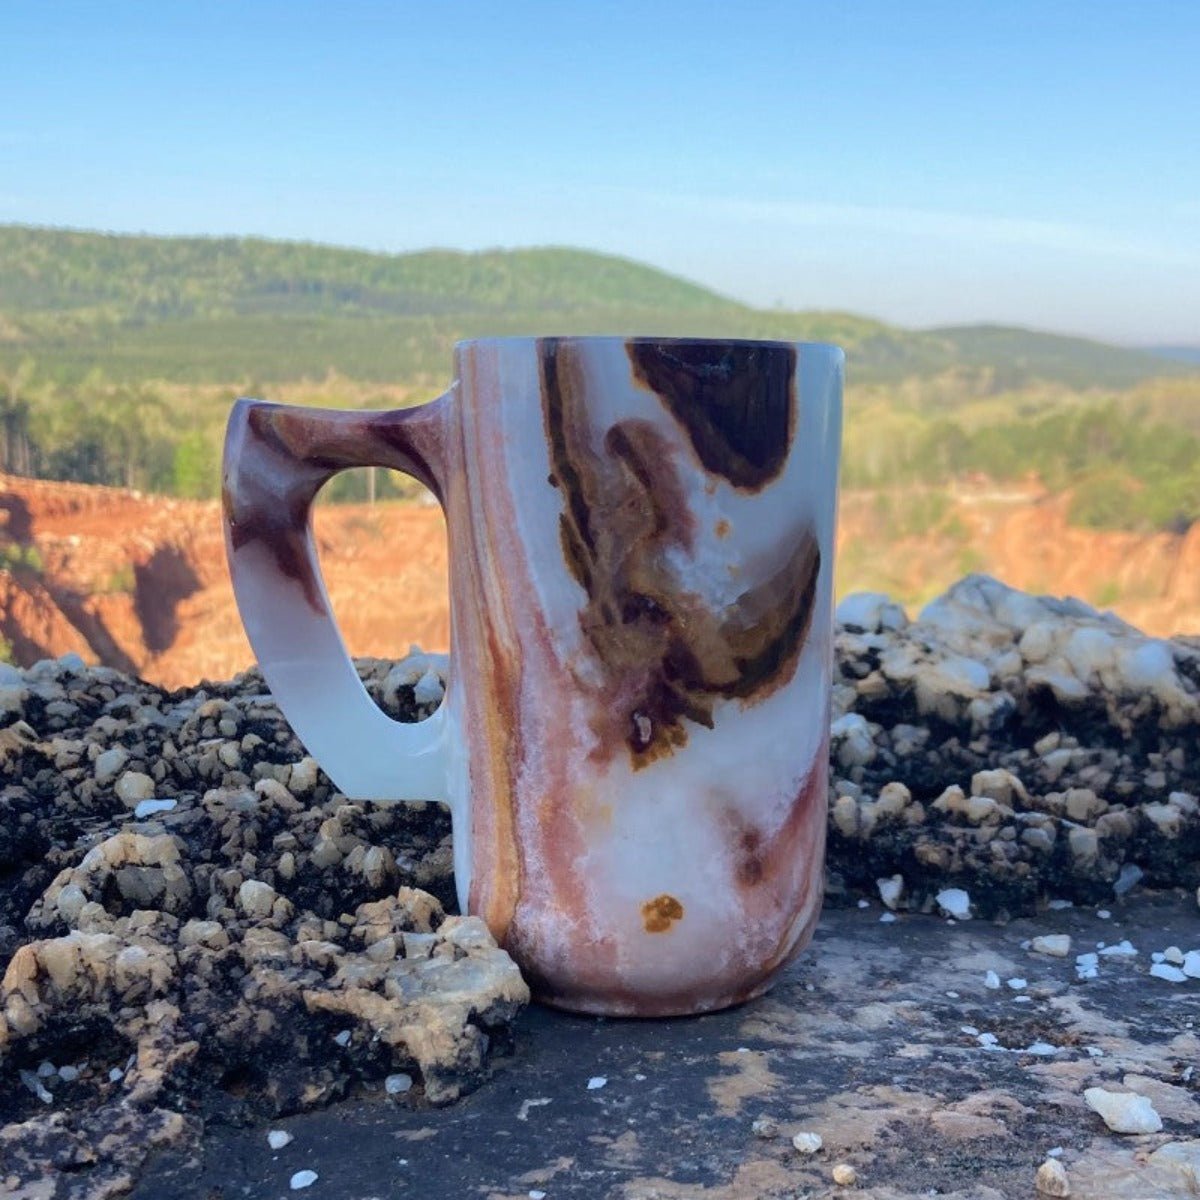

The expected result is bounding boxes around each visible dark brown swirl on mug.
[627,340,795,491]
[540,338,819,769]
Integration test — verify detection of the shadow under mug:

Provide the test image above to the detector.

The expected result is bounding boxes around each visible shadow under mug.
[223,336,843,1016]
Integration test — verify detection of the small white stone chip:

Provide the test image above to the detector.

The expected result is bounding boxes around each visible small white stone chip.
[832,1163,857,1186]
[1150,963,1188,983]
[19,1070,52,1104]
[984,970,1001,989]
[413,668,444,706]
[587,1076,607,1090]
[93,746,128,784]
[1007,977,1027,990]
[936,888,971,920]
[385,1073,413,1095]
[879,912,897,923]
[1031,934,1072,957]
[1035,1158,1070,1196]
[877,874,904,910]
[1113,862,1143,896]
[114,770,155,807]
[1182,950,1200,978]
[267,1130,293,1150]
[333,1029,352,1047]
[290,1170,319,1191]
[1084,1087,1162,1134]
[791,1131,823,1154]
[529,1192,547,1200]
[133,797,177,819]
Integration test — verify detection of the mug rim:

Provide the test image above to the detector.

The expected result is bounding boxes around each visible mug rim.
[454,335,844,357]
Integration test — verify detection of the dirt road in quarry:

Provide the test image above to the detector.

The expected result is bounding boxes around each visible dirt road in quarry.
[2,473,1200,688]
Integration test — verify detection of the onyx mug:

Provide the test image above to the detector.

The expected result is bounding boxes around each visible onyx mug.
[223,337,843,1016]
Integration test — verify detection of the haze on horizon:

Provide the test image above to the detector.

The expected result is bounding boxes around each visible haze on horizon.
[6,1,1197,345]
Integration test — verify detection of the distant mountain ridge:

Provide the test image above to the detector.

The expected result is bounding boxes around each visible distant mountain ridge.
[0,225,736,318]
[0,224,1192,389]
[1146,345,1200,366]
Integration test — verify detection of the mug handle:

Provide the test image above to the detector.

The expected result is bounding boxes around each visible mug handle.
[222,394,453,808]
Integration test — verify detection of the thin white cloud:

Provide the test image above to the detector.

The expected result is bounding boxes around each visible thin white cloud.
[631,191,1196,268]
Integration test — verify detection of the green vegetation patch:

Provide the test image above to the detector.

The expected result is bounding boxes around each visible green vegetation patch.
[1,226,1198,524]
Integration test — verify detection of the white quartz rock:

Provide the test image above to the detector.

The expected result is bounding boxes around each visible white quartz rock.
[1084,1087,1162,1134]
[1031,934,1072,958]
[1150,963,1188,983]
[936,888,971,920]
[1034,1158,1070,1196]
[791,1131,823,1154]
[876,874,904,911]
[830,713,876,768]
[114,771,155,807]
[134,797,177,819]
[836,592,908,633]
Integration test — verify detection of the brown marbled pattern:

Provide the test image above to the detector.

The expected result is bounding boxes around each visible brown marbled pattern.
[540,337,820,768]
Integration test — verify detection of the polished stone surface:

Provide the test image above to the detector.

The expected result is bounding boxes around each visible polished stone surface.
[132,891,1200,1200]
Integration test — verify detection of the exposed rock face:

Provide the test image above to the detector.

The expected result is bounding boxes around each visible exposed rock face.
[0,651,525,1195]
[829,575,1200,917]
[7,469,1200,691]
[3,575,1200,1193]
[0,471,451,688]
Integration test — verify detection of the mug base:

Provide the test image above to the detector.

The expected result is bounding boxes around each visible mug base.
[529,974,778,1020]
[515,888,825,1019]
[518,896,823,1019]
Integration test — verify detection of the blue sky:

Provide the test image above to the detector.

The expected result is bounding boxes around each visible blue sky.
[6,1,1198,342]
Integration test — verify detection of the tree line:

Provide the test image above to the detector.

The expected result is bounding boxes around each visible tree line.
[0,363,423,503]
[5,359,1200,532]
[842,397,1200,534]
[2,364,217,496]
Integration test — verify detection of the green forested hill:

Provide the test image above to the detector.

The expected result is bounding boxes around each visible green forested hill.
[0,226,734,318]
[926,324,1191,391]
[0,225,1188,389]
[1,225,1197,529]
